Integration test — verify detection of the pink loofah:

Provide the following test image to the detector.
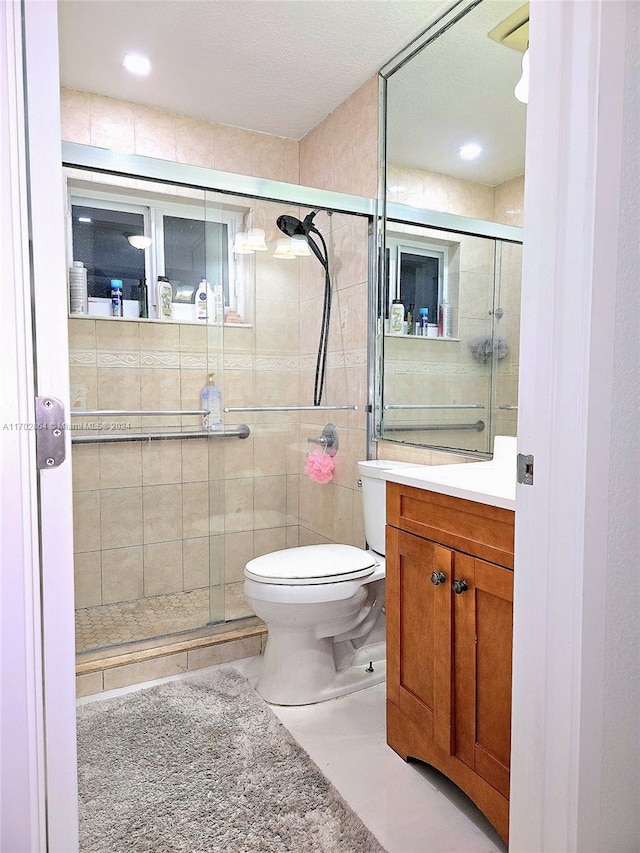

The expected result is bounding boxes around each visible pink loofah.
[304,449,335,483]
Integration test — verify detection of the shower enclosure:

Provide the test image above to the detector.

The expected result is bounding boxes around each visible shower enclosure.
[65,149,373,668]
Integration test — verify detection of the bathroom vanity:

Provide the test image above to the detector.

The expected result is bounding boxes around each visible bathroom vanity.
[384,449,515,843]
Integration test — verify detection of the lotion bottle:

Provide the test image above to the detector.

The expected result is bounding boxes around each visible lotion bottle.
[156,276,172,320]
[195,278,210,321]
[200,373,222,431]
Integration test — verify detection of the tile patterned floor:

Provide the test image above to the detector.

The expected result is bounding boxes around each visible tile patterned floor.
[75,582,253,653]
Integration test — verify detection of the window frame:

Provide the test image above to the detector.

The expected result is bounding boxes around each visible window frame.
[386,233,450,334]
[66,183,248,322]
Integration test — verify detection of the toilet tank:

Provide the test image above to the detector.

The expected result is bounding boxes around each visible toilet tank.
[357,460,415,556]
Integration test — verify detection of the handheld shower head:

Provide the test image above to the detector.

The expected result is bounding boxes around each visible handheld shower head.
[276,211,325,267]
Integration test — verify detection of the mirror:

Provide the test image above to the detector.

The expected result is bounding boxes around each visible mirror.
[378,0,526,454]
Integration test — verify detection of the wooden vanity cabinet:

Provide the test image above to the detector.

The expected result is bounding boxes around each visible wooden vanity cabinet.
[386,482,515,843]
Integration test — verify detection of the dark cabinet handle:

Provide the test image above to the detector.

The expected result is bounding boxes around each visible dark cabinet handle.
[430,571,446,586]
[452,579,469,595]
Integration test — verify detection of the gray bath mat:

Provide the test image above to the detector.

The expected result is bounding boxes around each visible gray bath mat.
[77,667,385,852]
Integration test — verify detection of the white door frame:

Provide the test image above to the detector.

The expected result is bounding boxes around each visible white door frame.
[1,1,78,850]
[510,1,637,850]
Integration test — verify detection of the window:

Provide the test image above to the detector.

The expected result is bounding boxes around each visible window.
[386,234,451,337]
[67,183,245,322]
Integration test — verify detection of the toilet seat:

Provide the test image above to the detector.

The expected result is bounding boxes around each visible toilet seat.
[244,544,377,586]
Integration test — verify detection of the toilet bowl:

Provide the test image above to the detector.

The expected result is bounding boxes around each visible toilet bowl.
[243,459,413,705]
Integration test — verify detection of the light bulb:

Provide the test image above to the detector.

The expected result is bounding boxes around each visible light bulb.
[515,48,529,104]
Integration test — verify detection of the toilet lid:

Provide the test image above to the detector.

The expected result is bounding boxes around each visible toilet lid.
[244,544,377,586]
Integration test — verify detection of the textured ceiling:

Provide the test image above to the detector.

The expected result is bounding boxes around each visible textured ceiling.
[58,0,449,139]
[57,0,526,185]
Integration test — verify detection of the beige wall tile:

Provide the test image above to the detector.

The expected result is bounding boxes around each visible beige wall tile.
[286,526,299,548]
[139,322,180,352]
[223,433,254,479]
[179,323,208,353]
[333,484,356,546]
[61,88,91,144]
[143,483,183,543]
[68,317,96,349]
[70,366,98,410]
[101,487,143,549]
[283,138,300,184]
[74,551,102,608]
[175,116,216,169]
[103,652,188,690]
[99,443,143,489]
[186,636,262,671]
[73,490,100,553]
[224,478,254,533]
[254,475,287,530]
[215,124,253,175]
[139,369,181,413]
[142,440,182,485]
[76,672,103,698]
[102,545,144,603]
[95,319,139,351]
[182,440,210,483]
[143,539,183,596]
[133,105,177,161]
[72,445,100,492]
[182,481,211,539]
[254,527,287,558]
[224,531,254,584]
[252,426,287,477]
[89,94,135,153]
[183,536,210,590]
[97,368,141,411]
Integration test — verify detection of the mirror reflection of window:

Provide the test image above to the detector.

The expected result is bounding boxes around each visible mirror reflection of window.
[71,203,146,302]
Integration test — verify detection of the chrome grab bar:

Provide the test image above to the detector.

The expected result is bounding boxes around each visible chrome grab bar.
[224,405,358,413]
[71,409,207,417]
[384,420,485,433]
[384,404,485,410]
[71,425,250,444]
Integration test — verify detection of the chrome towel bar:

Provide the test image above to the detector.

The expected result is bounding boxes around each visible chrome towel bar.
[384,420,486,433]
[383,404,485,410]
[71,409,207,417]
[224,405,358,413]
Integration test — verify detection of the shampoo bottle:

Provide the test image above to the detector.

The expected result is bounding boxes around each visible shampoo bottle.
[69,261,88,315]
[195,278,210,321]
[390,299,405,334]
[201,374,222,431]
[110,278,123,317]
[156,276,172,320]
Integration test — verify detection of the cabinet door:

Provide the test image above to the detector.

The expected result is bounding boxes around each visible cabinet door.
[386,526,454,753]
[453,555,513,799]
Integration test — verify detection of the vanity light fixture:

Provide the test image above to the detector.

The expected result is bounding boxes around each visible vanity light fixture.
[232,231,254,254]
[246,228,268,251]
[127,235,152,250]
[290,235,312,257]
[122,52,151,76]
[459,143,482,161]
[273,238,296,259]
[514,46,530,104]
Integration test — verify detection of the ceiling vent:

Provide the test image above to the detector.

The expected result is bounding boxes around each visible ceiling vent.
[488,4,529,53]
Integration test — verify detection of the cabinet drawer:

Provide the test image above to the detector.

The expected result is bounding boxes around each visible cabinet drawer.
[387,482,515,569]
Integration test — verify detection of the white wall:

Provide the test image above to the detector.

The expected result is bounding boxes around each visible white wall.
[598,2,640,845]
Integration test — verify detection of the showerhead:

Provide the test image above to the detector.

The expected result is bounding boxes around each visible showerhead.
[276,214,306,238]
[276,211,325,267]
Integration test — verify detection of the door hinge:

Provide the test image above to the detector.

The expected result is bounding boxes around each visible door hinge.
[517,452,534,485]
[35,396,66,470]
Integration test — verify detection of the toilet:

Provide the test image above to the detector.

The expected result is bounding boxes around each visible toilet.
[243,459,411,705]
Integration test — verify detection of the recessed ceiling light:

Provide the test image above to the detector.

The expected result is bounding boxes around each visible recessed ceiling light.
[122,53,151,76]
[459,143,482,161]
[78,216,92,223]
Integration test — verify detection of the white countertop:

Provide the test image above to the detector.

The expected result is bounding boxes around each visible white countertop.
[383,436,517,511]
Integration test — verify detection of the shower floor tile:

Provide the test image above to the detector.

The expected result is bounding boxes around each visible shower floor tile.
[75,583,254,653]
